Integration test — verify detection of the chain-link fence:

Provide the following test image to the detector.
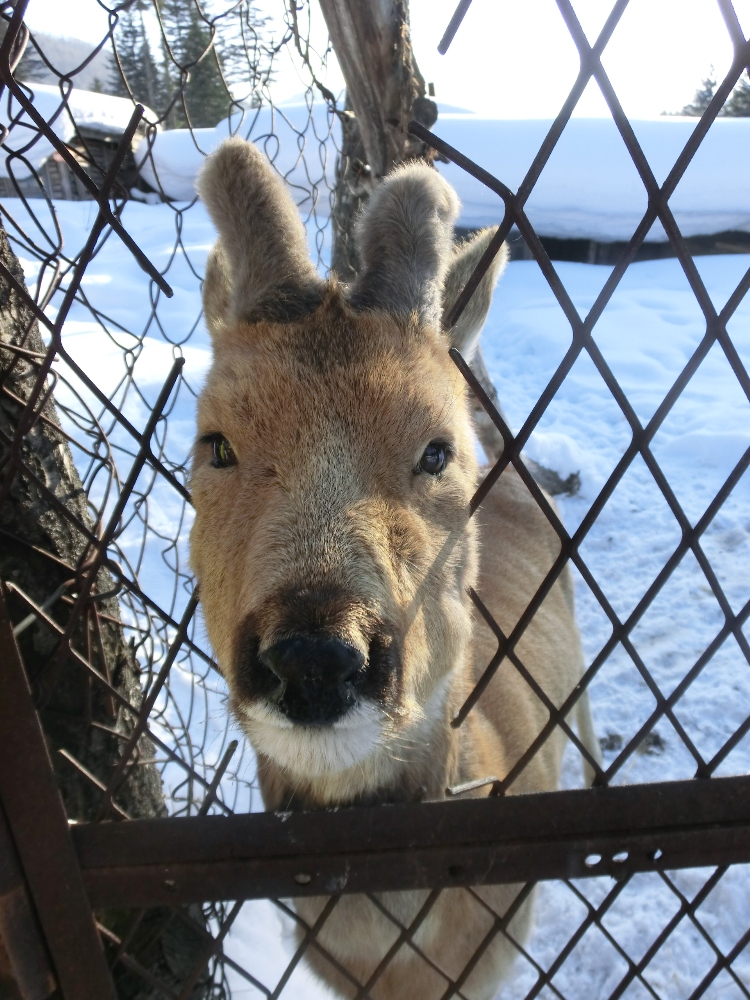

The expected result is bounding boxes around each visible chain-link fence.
[1,0,750,998]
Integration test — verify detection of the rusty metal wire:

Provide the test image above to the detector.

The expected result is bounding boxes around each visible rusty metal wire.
[0,0,749,997]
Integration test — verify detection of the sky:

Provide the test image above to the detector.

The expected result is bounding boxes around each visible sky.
[21,0,750,118]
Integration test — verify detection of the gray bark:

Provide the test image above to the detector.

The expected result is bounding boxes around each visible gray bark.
[330,97,370,280]
[319,0,433,182]
[0,223,163,826]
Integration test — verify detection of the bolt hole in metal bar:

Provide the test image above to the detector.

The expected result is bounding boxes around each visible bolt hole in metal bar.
[68,775,750,910]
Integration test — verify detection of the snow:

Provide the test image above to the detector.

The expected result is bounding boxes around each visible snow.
[9,193,750,996]
[6,82,750,241]
[139,111,750,243]
[138,101,337,215]
[438,115,750,241]
[137,127,215,202]
[0,82,158,178]
[8,82,750,243]
[483,254,750,794]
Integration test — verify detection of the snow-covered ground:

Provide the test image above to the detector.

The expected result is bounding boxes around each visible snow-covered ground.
[10,194,750,997]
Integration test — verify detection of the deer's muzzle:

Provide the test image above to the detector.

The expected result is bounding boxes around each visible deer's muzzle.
[257,636,365,725]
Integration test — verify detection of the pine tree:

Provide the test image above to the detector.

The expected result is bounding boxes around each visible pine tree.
[160,0,232,128]
[15,34,47,82]
[215,1,273,106]
[159,0,272,129]
[674,66,750,119]
[110,1,164,115]
[679,68,718,116]
[724,74,750,116]
[0,19,48,83]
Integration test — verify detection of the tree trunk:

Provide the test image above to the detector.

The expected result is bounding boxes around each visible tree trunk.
[320,0,438,279]
[319,0,431,181]
[329,96,370,279]
[0,224,211,996]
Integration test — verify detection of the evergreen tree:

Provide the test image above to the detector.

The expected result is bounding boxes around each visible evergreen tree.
[15,34,48,82]
[160,0,233,128]
[216,1,273,105]
[0,17,48,83]
[723,74,750,116]
[110,1,164,115]
[674,66,750,119]
[679,68,718,116]
[159,0,272,128]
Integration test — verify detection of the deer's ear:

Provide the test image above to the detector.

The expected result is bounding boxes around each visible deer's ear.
[348,163,459,328]
[441,227,508,360]
[197,138,324,326]
[202,245,231,339]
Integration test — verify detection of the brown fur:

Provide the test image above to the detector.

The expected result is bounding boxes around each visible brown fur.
[441,228,509,360]
[191,140,599,1000]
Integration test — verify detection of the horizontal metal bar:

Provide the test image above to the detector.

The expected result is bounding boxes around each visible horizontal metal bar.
[73,775,750,909]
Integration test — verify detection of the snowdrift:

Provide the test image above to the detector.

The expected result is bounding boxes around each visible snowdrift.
[138,102,336,220]
[438,115,750,242]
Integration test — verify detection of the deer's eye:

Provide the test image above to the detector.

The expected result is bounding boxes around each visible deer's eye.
[210,435,237,468]
[417,442,448,476]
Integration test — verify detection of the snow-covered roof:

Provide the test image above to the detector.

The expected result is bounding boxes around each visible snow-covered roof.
[141,110,750,243]
[0,83,158,180]
[437,115,750,242]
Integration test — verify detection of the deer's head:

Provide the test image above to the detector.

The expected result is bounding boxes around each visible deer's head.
[190,138,506,803]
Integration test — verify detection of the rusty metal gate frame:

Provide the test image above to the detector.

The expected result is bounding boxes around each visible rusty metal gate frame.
[2,0,750,997]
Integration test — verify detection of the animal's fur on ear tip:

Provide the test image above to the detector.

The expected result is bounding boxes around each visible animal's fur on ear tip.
[451,226,508,276]
[196,137,273,226]
[349,163,461,325]
[442,227,509,359]
[355,162,461,247]
[197,135,262,183]
[197,137,323,325]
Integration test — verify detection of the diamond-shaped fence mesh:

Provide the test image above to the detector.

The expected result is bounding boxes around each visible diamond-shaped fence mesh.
[0,0,749,998]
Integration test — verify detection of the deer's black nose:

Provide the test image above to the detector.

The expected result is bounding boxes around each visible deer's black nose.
[258,637,365,725]
[261,637,364,684]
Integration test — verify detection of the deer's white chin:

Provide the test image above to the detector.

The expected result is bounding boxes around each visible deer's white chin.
[239,700,384,777]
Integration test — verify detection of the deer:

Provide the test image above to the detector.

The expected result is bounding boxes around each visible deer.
[190,137,601,1000]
